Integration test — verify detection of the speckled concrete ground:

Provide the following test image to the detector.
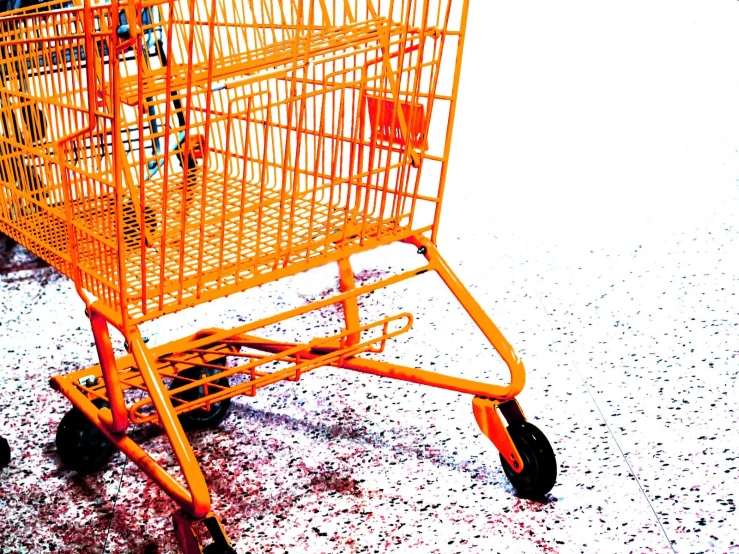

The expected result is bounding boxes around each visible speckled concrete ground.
[1,1,738,553]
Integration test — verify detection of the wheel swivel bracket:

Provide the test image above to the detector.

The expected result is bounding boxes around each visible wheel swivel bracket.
[173,510,234,554]
[472,396,526,473]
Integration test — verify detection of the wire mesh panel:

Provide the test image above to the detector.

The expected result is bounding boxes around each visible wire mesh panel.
[0,0,467,327]
[0,0,122,305]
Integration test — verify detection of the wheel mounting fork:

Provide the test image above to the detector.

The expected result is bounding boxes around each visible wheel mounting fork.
[173,510,234,554]
[472,396,526,473]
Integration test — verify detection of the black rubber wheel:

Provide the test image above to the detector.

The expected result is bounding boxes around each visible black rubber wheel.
[169,359,231,431]
[0,435,10,467]
[56,399,115,473]
[499,421,557,498]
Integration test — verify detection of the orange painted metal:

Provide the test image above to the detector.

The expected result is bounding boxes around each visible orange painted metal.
[173,510,234,554]
[1,0,539,548]
[89,309,129,433]
[129,331,212,518]
[338,257,361,347]
[472,397,524,474]
[407,234,527,398]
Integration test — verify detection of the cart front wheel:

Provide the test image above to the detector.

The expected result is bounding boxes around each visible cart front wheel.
[56,399,115,473]
[169,360,231,431]
[0,435,10,467]
[499,421,557,498]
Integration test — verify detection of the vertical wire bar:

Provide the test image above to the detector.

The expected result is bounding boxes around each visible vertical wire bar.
[194,0,221,297]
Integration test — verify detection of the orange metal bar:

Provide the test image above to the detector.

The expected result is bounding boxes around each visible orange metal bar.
[406,234,526,398]
[338,257,361,347]
[128,313,413,423]
[128,332,211,518]
[430,0,471,243]
[149,261,431,353]
[56,0,100,312]
[313,346,515,399]
[89,307,128,433]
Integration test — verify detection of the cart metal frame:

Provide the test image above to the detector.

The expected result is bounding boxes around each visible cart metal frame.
[0,0,556,550]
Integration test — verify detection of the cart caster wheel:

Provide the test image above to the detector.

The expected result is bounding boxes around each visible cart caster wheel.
[56,399,115,473]
[0,435,10,467]
[499,421,557,498]
[169,359,231,431]
[202,544,237,554]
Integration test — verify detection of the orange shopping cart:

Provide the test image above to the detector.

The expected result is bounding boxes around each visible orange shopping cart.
[0,0,557,551]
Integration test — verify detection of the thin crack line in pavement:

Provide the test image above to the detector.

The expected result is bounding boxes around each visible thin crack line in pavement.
[102,456,129,554]
[531,282,677,554]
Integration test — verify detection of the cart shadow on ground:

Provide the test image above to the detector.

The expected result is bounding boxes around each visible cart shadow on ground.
[92,397,557,522]
[0,236,51,277]
[54,393,557,509]
[226,401,557,501]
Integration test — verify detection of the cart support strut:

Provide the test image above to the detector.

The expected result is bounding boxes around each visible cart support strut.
[90,309,128,433]
[130,332,212,518]
[338,257,361,347]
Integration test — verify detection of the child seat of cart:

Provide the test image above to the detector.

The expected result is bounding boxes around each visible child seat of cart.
[116,6,422,105]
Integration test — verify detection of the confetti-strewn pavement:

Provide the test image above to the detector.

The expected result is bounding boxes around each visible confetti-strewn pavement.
[1,1,738,553]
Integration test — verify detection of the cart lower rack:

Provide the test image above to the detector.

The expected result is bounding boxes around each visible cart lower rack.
[0,0,557,551]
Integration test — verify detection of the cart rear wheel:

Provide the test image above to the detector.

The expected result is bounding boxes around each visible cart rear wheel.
[499,421,557,498]
[169,359,231,431]
[56,399,115,473]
